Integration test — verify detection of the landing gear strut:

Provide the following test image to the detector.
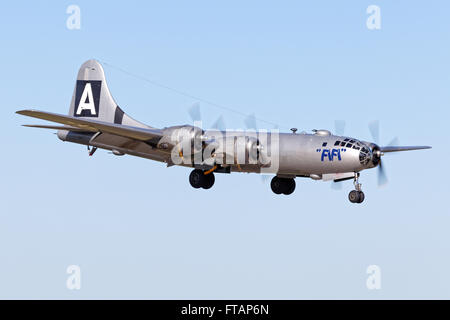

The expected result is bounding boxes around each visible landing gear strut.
[189,169,215,189]
[271,176,296,195]
[348,173,365,203]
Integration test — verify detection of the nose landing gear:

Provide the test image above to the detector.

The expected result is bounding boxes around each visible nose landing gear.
[189,169,215,189]
[348,173,365,203]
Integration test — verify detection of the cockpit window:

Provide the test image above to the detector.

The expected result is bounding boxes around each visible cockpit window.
[322,142,327,147]
[335,138,363,149]
[359,145,371,165]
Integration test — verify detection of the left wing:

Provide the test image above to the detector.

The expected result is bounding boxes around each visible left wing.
[17,109,163,144]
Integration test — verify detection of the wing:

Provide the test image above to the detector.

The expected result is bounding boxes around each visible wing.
[380,146,431,153]
[16,109,163,144]
[22,124,94,132]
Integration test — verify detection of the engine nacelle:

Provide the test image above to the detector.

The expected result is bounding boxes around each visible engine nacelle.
[232,136,260,165]
[158,126,266,166]
[158,125,204,151]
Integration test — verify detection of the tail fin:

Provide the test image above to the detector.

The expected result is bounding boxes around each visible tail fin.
[69,59,148,128]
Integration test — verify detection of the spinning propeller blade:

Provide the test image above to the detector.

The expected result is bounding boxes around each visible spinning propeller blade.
[368,120,380,144]
[188,102,202,123]
[334,120,346,136]
[244,113,257,130]
[367,121,430,187]
[377,159,388,186]
[211,115,226,131]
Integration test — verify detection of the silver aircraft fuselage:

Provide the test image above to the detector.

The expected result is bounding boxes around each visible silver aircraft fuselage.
[57,126,374,179]
[272,132,371,176]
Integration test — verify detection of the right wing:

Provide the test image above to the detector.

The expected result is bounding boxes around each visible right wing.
[17,109,163,144]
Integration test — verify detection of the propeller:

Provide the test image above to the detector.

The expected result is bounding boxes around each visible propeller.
[334,120,346,136]
[260,174,272,185]
[188,102,202,123]
[377,158,388,186]
[186,102,232,166]
[211,115,226,131]
[188,102,227,131]
[368,120,380,145]
[368,120,399,187]
[244,113,257,130]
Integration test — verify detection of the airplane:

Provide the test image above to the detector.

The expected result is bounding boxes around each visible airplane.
[16,59,431,203]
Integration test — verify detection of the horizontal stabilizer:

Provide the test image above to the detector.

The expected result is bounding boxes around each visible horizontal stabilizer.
[17,109,163,143]
[23,124,94,132]
[380,146,431,153]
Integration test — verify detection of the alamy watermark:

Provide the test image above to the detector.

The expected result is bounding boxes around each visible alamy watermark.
[165,122,280,174]
[366,5,381,30]
[66,5,81,30]
[366,265,381,290]
[66,265,81,290]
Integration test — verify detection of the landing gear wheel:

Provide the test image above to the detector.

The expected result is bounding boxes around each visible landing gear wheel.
[357,191,365,203]
[348,190,365,203]
[348,190,360,203]
[189,169,204,189]
[271,177,296,195]
[270,177,283,194]
[283,179,296,195]
[189,169,215,189]
[348,173,365,203]
[202,173,215,189]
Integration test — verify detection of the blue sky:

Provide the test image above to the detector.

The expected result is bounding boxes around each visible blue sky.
[0,1,449,298]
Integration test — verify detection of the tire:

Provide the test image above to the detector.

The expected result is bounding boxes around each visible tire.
[202,173,215,189]
[348,190,360,203]
[283,179,296,195]
[189,169,204,189]
[357,191,365,203]
[270,177,283,194]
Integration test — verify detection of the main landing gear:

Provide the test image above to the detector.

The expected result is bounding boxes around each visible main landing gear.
[348,173,365,204]
[271,176,296,195]
[189,169,215,189]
